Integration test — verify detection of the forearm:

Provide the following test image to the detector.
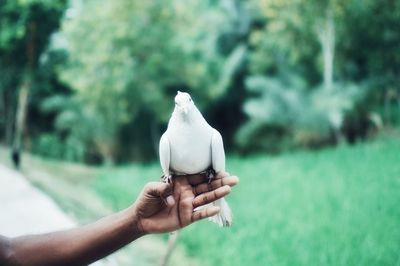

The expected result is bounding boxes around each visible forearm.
[2,206,145,266]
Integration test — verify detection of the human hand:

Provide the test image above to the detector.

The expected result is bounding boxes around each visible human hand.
[132,172,239,234]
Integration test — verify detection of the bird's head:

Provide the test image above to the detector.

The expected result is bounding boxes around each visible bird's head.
[174,91,194,115]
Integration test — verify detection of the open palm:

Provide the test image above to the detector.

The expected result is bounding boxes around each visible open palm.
[134,172,238,234]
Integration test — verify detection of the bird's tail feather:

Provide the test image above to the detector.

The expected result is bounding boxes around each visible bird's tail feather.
[209,197,232,227]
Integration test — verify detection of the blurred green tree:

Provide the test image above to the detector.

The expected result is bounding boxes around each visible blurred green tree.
[59,0,190,163]
[236,0,396,152]
[0,0,67,165]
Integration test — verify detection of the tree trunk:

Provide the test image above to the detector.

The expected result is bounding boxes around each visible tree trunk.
[96,139,115,166]
[2,88,16,146]
[102,153,115,166]
[12,21,36,168]
[0,90,7,143]
[13,79,30,152]
[12,79,30,168]
[160,231,179,266]
[318,13,335,91]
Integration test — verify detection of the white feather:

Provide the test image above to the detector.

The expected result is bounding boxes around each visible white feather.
[159,133,171,177]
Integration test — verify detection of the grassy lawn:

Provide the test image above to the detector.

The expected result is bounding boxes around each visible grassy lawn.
[94,134,400,266]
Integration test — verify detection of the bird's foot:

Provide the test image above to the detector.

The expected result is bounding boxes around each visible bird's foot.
[206,169,215,183]
[162,174,172,184]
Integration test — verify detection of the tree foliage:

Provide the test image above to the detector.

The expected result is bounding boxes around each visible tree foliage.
[0,0,67,149]
[1,0,399,163]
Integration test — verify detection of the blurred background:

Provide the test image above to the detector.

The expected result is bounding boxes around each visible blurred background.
[0,0,399,265]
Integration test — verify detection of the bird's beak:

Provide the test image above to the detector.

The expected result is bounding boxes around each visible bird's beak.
[182,106,188,115]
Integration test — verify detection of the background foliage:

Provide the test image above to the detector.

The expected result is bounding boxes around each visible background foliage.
[1,0,399,163]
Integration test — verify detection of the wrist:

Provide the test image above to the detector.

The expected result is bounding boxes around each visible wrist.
[126,205,147,237]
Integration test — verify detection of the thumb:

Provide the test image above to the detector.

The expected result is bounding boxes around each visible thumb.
[145,182,175,206]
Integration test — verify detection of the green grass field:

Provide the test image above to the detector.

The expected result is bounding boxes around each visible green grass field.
[94,136,400,266]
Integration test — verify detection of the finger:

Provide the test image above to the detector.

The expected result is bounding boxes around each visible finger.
[215,171,230,179]
[191,206,220,222]
[193,176,239,195]
[186,174,208,186]
[144,182,175,206]
[192,185,231,208]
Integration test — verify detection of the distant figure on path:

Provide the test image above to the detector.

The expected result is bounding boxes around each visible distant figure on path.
[11,148,20,169]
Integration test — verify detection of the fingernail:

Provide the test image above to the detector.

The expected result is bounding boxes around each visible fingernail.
[166,196,175,206]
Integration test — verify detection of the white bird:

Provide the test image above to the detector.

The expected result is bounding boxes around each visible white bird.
[159,91,233,227]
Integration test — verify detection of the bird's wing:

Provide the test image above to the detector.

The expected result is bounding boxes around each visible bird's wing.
[159,133,171,177]
[211,128,225,173]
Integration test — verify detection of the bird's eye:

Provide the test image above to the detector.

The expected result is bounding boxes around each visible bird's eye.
[189,98,192,101]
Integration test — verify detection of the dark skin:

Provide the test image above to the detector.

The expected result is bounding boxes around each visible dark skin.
[0,172,239,266]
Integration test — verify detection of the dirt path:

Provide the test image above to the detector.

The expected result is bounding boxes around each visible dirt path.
[0,163,75,236]
[0,163,113,265]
